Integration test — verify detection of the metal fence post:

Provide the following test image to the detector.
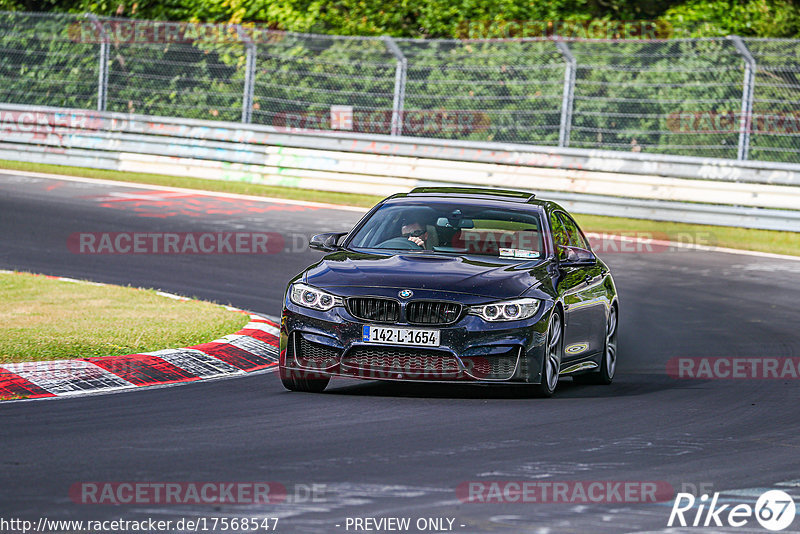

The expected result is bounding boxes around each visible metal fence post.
[236,25,257,124]
[383,36,407,136]
[728,35,756,161]
[87,14,108,112]
[554,38,576,148]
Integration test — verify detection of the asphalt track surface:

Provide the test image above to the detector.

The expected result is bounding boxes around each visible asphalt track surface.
[1,171,800,533]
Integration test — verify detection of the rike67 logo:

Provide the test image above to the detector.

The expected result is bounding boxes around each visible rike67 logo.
[669,490,796,531]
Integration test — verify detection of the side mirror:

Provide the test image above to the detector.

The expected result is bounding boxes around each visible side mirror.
[309,232,347,252]
[558,245,596,266]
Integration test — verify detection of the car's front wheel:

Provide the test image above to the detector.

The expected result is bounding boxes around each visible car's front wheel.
[532,310,562,397]
[280,368,331,393]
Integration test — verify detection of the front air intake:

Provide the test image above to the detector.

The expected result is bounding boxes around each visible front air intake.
[347,297,400,323]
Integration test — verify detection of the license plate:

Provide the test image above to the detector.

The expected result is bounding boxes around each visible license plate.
[362,325,440,347]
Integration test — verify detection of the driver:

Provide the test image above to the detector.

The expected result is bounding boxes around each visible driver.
[401,220,429,248]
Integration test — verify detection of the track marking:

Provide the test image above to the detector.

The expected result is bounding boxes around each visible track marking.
[0,169,366,212]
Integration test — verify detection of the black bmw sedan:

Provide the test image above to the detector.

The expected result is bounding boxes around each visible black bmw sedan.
[279,187,619,396]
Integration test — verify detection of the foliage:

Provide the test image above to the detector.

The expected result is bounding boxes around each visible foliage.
[0,4,798,162]
[2,0,799,38]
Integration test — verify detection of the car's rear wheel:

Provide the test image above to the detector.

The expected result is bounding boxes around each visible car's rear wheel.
[280,368,330,393]
[532,310,562,397]
[574,305,617,385]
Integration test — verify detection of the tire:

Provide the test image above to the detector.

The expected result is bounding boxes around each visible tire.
[280,368,330,393]
[531,310,563,398]
[574,305,617,386]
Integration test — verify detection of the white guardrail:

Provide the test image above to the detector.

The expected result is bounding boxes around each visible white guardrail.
[1,103,799,232]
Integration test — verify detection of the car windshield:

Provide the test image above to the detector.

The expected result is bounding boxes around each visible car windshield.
[348,201,545,259]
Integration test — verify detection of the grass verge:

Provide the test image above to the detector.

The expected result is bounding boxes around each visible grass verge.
[1,159,798,257]
[0,271,249,364]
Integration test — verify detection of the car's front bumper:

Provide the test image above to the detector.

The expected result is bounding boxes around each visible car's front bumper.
[279,294,553,385]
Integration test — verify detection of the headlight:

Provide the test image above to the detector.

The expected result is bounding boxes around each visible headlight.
[469,298,540,322]
[289,283,343,311]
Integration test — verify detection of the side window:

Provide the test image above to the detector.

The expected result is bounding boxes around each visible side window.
[549,212,570,249]
[556,212,590,250]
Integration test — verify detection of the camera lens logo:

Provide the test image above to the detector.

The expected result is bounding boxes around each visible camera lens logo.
[668,489,796,530]
[756,490,796,531]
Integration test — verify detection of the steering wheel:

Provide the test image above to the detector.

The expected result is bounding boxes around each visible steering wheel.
[375,236,422,250]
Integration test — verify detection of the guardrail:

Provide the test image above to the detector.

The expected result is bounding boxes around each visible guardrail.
[1,103,799,232]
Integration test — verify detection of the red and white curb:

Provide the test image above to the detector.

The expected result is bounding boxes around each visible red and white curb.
[0,271,280,401]
[0,313,279,401]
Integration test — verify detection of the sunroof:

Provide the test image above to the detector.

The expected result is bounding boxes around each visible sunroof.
[407,187,536,202]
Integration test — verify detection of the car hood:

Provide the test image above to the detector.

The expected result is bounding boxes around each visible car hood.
[304,250,549,299]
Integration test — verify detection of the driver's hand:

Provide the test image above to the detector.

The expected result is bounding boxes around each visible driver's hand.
[408,236,425,247]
